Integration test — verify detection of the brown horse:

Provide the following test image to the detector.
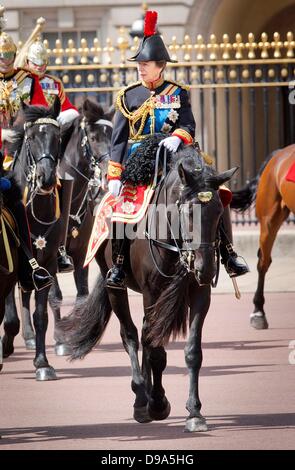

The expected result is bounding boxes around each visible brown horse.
[231,144,295,329]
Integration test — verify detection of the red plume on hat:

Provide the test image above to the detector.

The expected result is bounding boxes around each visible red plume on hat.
[144,10,158,37]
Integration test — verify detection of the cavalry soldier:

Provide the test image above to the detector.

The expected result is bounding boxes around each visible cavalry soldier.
[0,126,52,292]
[0,17,71,278]
[106,10,249,288]
[25,38,80,272]
[26,39,79,126]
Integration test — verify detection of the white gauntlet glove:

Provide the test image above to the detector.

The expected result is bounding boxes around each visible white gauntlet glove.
[2,128,16,144]
[57,109,80,126]
[108,180,122,197]
[159,135,182,153]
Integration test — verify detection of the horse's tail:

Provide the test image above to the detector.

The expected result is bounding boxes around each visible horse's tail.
[57,274,112,360]
[231,149,279,212]
[230,175,258,212]
[147,264,189,347]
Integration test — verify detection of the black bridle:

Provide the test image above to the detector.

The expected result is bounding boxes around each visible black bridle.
[67,117,112,227]
[145,147,220,284]
[21,117,61,227]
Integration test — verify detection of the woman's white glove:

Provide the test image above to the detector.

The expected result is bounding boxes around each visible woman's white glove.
[2,128,16,144]
[57,109,80,126]
[108,180,122,197]
[159,135,182,152]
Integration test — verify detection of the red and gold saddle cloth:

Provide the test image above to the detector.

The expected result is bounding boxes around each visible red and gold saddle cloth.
[286,161,295,183]
[84,184,154,266]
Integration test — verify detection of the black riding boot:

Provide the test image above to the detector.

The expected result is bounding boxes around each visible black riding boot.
[12,201,53,292]
[106,226,126,289]
[220,206,249,277]
[57,177,74,273]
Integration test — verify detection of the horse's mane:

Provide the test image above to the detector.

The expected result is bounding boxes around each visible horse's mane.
[9,105,59,156]
[121,133,214,188]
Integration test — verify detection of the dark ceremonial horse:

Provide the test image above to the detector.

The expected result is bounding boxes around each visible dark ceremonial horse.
[58,135,237,432]
[3,99,64,380]
[48,99,113,354]
[0,185,18,372]
[231,144,295,329]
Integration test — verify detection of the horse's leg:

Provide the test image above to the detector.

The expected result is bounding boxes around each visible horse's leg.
[33,287,57,381]
[141,316,152,398]
[107,288,151,423]
[3,287,20,357]
[252,204,289,329]
[21,290,37,350]
[74,265,89,303]
[48,275,72,356]
[142,291,171,422]
[184,284,210,432]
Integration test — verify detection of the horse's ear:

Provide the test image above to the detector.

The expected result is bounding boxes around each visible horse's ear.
[51,96,61,119]
[205,167,238,189]
[217,167,239,186]
[104,104,116,122]
[19,98,28,112]
[82,98,104,122]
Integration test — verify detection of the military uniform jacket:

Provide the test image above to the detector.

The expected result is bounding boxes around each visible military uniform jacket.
[38,73,78,112]
[0,69,48,128]
[108,78,195,179]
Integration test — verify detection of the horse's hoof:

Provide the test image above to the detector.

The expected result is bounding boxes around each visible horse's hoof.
[25,338,36,350]
[133,406,153,423]
[250,313,269,330]
[36,366,57,381]
[185,415,208,432]
[2,336,14,358]
[148,398,171,421]
[55,343,72,356]
[0,363,3,372]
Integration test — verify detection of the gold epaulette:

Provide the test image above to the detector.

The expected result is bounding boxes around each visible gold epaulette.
[116,81,141,111]
[165,79,190,92]
[14,69,31,86]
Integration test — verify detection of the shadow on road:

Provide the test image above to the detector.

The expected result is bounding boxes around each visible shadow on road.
[3,363,272,380]
[1,412,294,446]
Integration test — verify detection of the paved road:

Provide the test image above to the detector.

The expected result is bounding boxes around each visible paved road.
[1,287,295,450]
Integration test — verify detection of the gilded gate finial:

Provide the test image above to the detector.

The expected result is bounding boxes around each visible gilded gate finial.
[245,33,257,59]
[259,32,270,59]
[220,34,232,60]
[194,35,205,61]
[233,33,244,59]
[271,32,283,59]
[284,31,294,58]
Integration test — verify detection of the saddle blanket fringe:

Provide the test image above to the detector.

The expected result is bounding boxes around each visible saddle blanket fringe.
[84,184,154,266]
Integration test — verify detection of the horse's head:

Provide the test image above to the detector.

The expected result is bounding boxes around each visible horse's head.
[19,98,61,193]
[176,145,238,285]
[80,99,113,190]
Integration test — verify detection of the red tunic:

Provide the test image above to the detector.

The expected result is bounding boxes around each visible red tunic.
[38,74,77,112]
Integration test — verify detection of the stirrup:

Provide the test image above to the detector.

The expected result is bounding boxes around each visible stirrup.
[30,258,53,291]
[106,266,126,290]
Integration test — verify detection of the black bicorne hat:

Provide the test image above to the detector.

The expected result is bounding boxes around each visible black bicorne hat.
[128,11,177,63]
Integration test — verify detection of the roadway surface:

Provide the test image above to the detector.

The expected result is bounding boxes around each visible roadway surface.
[1,272,295,450]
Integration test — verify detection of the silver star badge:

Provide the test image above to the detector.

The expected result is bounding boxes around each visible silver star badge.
[167,109,179,123]
[33,236,47,250]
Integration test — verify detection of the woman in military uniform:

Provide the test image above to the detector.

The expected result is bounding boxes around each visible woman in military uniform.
[106,10,248,288]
